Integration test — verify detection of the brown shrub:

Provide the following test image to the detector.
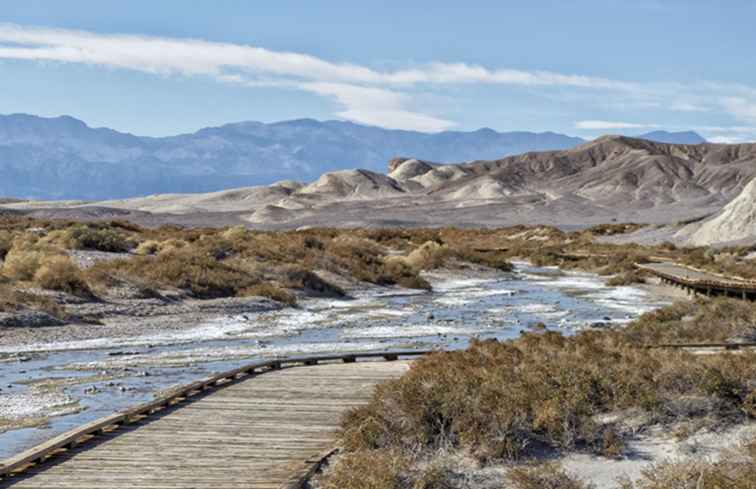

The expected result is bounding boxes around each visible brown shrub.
[507,463,592,489]
[319,450,409,489]
[238,283,296,306]
[0,230,12,261]
[453,248,513,271]
[61,224,133,252]
[0,283,65,317]
[2,248,46,280]
[134,240,160,256]
[626,298,756,344]
[339,332,756,462]
[33,256,92,297]
[279,266,345,297]
[620,442,756,489]
[91,248,259,298]
[403,241,450,270]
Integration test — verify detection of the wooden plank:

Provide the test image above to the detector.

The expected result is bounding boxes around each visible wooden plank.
[1,356,416,489]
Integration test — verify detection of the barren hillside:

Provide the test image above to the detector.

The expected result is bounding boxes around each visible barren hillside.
[4,136,756,230]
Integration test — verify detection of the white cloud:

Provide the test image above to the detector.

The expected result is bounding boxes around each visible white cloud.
[0,23,644,132]
[721,97,756,125]
[696,125,756,144]
[300,82,454,131]
[3,23,756,132]
[575,120,657,130]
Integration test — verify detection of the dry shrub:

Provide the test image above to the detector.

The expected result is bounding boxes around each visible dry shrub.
[507,463,592,489]
[0,283,65,317]
[33,256,92,296]
[585,223,645,237]
[2,248,46,280]
[319,450,409,489]
[403,241,450,270]
[626,298,756,344]
[60,224,133,252]
[134,240,160,256]
[382,259,432,290]
[327,236,431,289]
[620,440,756,489]
[339,332,756,462]
[453,247,513,271]
[279,266,345,297]
[0,230,12,260]
[238,283,296,305]
[91,248,259,298]
[220,225,250,241]
[156,238,189,255]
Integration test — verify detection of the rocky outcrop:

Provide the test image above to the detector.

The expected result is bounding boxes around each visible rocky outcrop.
[683,177,756,245]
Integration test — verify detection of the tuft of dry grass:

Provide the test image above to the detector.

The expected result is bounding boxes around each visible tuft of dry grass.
[2,248,47,281]
[134,240,160,256]
[402,241,450,271]
[33,256,92,297]
[619,437,756,489]
[318,450,409,489]
[0,283,65,318]
[238,283,296,305]
[507,463,592,489]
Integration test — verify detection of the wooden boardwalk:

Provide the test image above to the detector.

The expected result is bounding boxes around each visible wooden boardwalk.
[1,359,411,489]
[638,262,756,300]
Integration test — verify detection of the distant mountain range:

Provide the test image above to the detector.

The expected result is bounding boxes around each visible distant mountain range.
[0,113,706,199]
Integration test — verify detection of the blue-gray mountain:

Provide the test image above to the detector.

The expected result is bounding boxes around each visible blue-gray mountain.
[0,113,705,199]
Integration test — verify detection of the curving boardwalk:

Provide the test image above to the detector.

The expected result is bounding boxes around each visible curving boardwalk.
[638,262,756,300]
[1,360,411,489]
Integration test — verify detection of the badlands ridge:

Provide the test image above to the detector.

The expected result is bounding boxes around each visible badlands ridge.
[4,135,756,246]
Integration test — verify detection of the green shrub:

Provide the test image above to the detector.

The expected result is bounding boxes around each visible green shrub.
[62,224,133,252]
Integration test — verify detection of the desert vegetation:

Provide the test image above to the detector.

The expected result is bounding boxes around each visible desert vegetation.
[317,299,756,488]
[3,216,756,323]
[0,217,517,317]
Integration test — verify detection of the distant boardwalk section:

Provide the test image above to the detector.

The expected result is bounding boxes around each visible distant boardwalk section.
[638,262,756,300]
[1,358,412,489]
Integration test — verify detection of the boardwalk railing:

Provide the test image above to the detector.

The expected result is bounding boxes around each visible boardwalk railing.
[636,262,756,299]
[0,349,434,482]
[643,342,756,350]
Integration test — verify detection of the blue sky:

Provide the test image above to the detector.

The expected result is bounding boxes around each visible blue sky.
[2,0,756,142]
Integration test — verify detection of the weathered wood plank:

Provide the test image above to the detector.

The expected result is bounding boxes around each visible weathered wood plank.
[2,360,411,489]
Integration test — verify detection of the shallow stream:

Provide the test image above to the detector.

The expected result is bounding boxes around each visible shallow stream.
[0,262,669,458]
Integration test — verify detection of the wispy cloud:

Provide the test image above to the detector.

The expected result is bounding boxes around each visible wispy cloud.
[0,23,641,131]
[575,120,656,130]
[2,23,756,135]
[300,82,454,132]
